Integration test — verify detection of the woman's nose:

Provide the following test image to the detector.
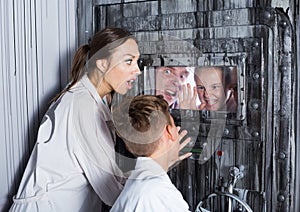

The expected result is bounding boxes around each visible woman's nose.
[133,64,142,75]
[135,68,142,75]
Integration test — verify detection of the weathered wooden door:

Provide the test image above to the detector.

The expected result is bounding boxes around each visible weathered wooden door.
[79,1,296,211]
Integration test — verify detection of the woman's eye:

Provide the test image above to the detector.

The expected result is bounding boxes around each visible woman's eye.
[180,75,186,79]
[125,59,133,65]
[164,69,171,74]
[212,85,222,90]
[197,85,205,90]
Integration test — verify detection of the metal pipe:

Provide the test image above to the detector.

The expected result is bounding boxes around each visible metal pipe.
[195,191,253,212]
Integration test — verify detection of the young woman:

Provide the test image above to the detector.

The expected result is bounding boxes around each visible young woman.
[9,28,142,211]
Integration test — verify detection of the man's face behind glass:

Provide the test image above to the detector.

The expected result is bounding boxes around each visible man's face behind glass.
[155,66,189,107]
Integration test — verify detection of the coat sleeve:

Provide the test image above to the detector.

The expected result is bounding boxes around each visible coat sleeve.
[72,95,124,206]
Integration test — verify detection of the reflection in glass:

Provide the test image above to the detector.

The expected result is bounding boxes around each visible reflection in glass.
[194,66,237,112]
[149,65,238,112]
[155,66,190,109]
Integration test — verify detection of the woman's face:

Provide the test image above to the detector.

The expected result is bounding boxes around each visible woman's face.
[102,38,141,95]
[195,67,226,111]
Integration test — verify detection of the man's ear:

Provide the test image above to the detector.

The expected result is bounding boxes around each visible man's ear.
[166,125,176,141]
[96,59,108,73]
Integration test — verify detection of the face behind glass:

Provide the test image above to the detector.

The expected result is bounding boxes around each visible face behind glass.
[195,67,226,111]
[155,66,189,106]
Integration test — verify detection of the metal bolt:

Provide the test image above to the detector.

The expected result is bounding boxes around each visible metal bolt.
[252,131,260,138]
[186,16,194,25]
[280,21,287,28]
[278,152,286,160]
[251,102,259,110]
[252,73,260,80]
[264,11,271,19]
[252,102,259,110]
[280,66,287,73]
[279,108,287,117]
[223,128,229,135]
[277,194,285,202]
[253,41,259,47]
[224,15,231,21]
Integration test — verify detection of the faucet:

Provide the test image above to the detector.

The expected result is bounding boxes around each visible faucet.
[195,165,252,212]
[227,165,245,212]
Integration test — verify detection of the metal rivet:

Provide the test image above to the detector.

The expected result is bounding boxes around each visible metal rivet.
[224,15,231,21]
[264,11,271,19]
[252,73,260,80]
[279,108,287,117]
[280,66,287,72]
[223,128,229,135]
[252,131,260,137]
[253,41,259,47]
[237,207,243,211]
[251,102,259,110]
[278,152,286,160]
[186,16,194,25]
[280,21,287,28]
[277,194,285,202]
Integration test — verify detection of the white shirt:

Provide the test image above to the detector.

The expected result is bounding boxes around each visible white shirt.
[10,74,124,212]
[110,157,191,212]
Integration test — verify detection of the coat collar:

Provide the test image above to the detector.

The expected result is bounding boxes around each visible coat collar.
[80,73,112,121]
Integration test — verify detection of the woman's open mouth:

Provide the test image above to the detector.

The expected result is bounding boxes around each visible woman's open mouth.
[126,79,135,89]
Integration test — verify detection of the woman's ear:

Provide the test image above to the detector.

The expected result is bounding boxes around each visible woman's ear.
[96,59,108,73]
